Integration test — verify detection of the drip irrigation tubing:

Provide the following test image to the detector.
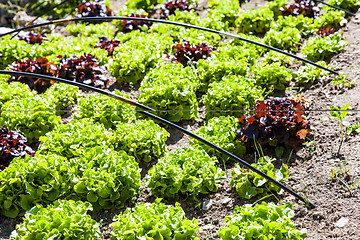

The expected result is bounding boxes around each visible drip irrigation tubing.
[0,109,358,113]
[0,70,154,112]
[313,0,356,16]
[0,70,316,208]
[0,16,339,75]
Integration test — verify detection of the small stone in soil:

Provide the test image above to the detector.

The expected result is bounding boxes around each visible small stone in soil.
[203,217,210,224]
[312,211,324,219]
[354,14,360,23]
[202,199,213,210]
[202,224,215,230]
[335,217,349,228]
[342,121,350,127]
[222,197,232,204]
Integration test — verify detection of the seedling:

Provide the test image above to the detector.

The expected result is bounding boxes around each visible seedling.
[346,122,360,135]
[299,188,311,208]
[340,178,360,195]
[330,161,349,180]
[349,179,360,191]
[330,102,350,142]
[337,176,359,196]
[330,74,355,89]
[303,129,318,155]
[330,161,358,195]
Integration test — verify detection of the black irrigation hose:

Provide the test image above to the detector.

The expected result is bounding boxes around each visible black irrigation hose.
[0,16,339,75]
[313,0,357,16]
[0,70,316,209]
[0,71,154,112]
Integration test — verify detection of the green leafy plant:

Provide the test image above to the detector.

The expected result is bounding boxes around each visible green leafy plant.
[265,0,287,18]
[295,61,329,85]
[203,11,231,32]
[149,11,222,45]
[43,83,79,113]
[230,156,289,199]
[0,74,10,83]
[146,148,223,199]
[0,95,61,143]
[39,35,110,65]
[235,0,286,33]
[202,76,264,119]
[226,33,264,56]
[0,154,74,218]
[125,0,162,10]
[0,34,110,69]
[303,134,318,155]
[263,27,301,51]
[330,161,349,180]
[112,199,200,240]
[109,119,169,162]
[138,64,199,122]
[10,200,101,239]
[346,122,360,135]
[261,51,292,67]
[0,81,35,110]
[330,161,359,195]
[271,15,315,37]
[113,7,150,30]
[0,148,141,218]
[0,36,38,69]
[190,116,246,162]
[301,33,347,62]
[71,146,141,210]
[330,102,350,142]
[347,179,360,193]
[196,55,249,93]
[66,22,114,38]
[326,0,360,13]
[236,7,274,34]
[215,44,262,68]
[38,119,112,158]
[208,0,241,29]
[141,62,199,89]
[253,62,292,92]
[74,91,135,129]
[218,202,306,239]
[314,10,347,30]
[330,73,355,89]
[111,32,172,84]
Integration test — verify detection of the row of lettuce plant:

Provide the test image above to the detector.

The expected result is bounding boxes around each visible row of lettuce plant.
[9,198,305,239]
[1,0,358,238]
[0,20,350,125]
[0,84,309,237]
[0,145,140,218]
[0,0,340,199]
[109,0,350,121]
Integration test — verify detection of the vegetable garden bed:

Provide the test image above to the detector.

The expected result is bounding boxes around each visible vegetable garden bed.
[0,0,360,239]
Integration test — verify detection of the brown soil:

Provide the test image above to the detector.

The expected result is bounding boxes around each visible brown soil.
[1,0,360,239]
